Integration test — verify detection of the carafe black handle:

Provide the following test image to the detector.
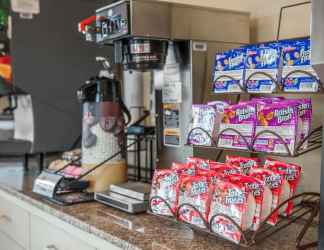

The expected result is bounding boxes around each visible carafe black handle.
[119,98,131,126]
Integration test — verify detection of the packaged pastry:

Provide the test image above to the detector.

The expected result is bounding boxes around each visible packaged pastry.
[296,98,312,149]
[59,165,83,178]
[265,159,302,216]
[187,157,210,171]
[172,162,196,176]
[150,170,180,216]
[282,38,319,92]
[254,101,302,155]
[196,169,220,185]
[245,44,283,93]
[188,105,222,146]
[207,100,230,113]
[212,48,246,93]
[226,174,272,231]
[209,162,241,176]
[178,176,213,228]
[226,155,260,175]
[249,168,290,225]
[195,163,241,186]
[208,179,256,243]
[218,102,257,150]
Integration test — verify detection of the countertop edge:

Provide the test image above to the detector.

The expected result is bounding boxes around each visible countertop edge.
[0,184,142,250]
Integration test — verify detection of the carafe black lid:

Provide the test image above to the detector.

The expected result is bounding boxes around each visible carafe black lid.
[77,77,121,103]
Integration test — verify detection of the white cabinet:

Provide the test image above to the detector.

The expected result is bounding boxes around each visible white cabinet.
[0,194,29,249]
[0,189,123,250]
[30,214,96,250]
[0,231,25,250]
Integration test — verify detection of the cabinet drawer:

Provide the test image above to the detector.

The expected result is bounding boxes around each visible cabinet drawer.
[31,215,96,250]
[0,195,29,248]
[0,231,25,250]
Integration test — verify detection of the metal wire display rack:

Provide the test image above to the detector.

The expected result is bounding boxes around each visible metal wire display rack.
[212,69,322,95]
[187,125,322,158]
[149,192,319,249]
[181,1,321,249]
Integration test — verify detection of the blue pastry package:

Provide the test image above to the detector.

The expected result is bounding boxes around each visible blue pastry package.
[212,48,246,93]
[282,38,319,92]
[245,44,283,93]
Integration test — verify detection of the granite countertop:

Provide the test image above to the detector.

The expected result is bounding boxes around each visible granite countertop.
[0,167,318,250]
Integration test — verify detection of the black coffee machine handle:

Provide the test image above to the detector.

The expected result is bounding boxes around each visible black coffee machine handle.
[119,97,131,126]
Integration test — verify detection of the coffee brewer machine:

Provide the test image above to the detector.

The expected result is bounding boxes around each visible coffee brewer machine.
[78,0,250,170]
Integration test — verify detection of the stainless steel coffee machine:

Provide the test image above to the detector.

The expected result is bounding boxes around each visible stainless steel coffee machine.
[79,0,250,171]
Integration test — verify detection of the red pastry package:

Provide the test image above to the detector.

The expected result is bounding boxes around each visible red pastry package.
[187,157,210,171]
[264,159,302,216]
[150,169,180,216]
[249,168,290,225]
[196,169,220,185]
[208,179,256,244]
[177,176,213,228]
[209,162,241,176]
[226,174,272,231]
[172,162,196,176]
[226,155,260,175]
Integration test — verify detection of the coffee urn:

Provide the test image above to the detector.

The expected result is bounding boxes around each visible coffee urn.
[77,59,130,192]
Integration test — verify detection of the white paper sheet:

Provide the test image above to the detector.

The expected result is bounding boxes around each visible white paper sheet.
[14,95,34,143]
[11,0,40,14]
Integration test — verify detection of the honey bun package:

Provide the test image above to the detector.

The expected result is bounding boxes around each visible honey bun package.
[245,44,283,93]
[282,38,320,92]
[213,48,246,93]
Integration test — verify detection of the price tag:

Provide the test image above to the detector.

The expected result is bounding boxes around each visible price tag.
[163,104,181,147]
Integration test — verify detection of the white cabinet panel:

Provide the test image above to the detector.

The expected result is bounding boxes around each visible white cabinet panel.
[0,195,29,248]
[0,231,25,250]
[30,214,96,250]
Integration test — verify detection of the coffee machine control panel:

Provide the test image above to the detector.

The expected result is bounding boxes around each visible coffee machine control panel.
[96,1,130,44]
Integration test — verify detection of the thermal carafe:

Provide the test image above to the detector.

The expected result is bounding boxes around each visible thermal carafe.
[78,75,130,192]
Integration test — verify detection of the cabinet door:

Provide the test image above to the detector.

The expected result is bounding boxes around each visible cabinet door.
[0,194,29,248]
[0,231,25,250]
[30,215,96,250]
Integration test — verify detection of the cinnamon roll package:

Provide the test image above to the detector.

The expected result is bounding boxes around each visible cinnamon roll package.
[226,155,260,175]
[249,168,290,225]
[209,162,241,176]
[177,176,213,229]
[172,162,196,177]
[226,174,272,231]
[187,157,210,171]
[208,179,256,243]
[150,170,180,216]
[265,159,302,216]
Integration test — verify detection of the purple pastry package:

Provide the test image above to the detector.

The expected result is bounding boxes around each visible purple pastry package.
[189,97,312,154]
[296,99,312,149]
[254,101,302,154]
[218,102,257,150]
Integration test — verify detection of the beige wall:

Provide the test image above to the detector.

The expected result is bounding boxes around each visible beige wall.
[157,0,311,42]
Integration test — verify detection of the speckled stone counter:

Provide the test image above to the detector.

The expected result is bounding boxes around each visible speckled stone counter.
[0,167,318,250]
